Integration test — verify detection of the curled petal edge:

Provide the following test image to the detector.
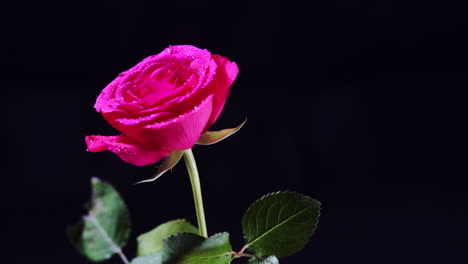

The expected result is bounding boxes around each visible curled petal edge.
[196,119,247,145]
[85,135,171,166]
[136,150,185,184]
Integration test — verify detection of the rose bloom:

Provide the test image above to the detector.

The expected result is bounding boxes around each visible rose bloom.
[85,45,238,166]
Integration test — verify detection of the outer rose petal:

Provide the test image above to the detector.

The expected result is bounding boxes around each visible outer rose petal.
[85,135,170,166]
[138,95,214,151]
[205,54,239,130]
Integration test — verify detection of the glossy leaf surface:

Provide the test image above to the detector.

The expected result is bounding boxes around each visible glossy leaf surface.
[137,219,198,256]
[162,232,233,264]
[242,192,320,257]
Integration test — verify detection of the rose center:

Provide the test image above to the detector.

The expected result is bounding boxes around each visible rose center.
[138,81,176,107]
[131,68,183,107]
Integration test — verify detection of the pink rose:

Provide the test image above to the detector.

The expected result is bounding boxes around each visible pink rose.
[85,45,239,166]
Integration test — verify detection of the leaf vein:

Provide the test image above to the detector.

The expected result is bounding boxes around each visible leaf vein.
[247,205,312,247]
[185,252,233,259]
[87,213,120,253]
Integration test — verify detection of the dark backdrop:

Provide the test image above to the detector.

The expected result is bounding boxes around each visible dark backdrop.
[7,0,468,263]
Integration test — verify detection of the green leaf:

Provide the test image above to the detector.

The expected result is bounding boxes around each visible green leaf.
[248,256,279,264]
[67,177,131,262]
[137,150,185,184]
[162,232,233,264]
[131,251,163,264]
[137,219,199,256]
[196,119,247,145]
[242,191,320,258]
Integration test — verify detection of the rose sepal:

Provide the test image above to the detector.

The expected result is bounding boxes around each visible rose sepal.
[196,119,247,145]
[136,150,185,184]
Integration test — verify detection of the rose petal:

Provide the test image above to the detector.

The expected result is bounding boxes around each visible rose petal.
[140,81,176,107]
[163,45,212,61]
[205,54,239,129]
[138,95,214,151]
[85,135,170,166]
[110,83,211,135]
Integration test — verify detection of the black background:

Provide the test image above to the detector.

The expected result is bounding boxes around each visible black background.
[7,0,468,263]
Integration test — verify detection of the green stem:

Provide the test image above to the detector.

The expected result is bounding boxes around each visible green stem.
[116,249,130,264]
[183,148,208,237]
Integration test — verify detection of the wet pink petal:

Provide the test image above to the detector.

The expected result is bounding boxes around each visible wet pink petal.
[205,55,239,129]
[85,135,170,166]
[109,80,210,130]
[138,95,214,150]
[139,81,176,107]
[162,45,212,62]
